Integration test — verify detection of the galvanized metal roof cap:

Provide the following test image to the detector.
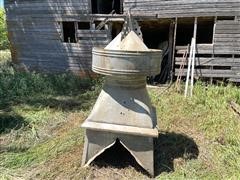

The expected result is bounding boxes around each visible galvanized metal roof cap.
[105,31,149,51]
[92,31,162,76]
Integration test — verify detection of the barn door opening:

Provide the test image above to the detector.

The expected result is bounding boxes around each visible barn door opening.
[140,20,173,84]
[91,0,123,14]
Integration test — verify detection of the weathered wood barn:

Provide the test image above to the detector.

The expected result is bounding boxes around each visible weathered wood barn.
[4,0,240,82]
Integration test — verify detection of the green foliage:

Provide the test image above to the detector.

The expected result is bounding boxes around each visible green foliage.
[0,57,98,109]
[0,8,9,50]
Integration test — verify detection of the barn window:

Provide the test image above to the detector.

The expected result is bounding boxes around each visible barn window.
[91,0,123,14]
[176,17,214,45]
[62,22,76,43]
[176,18,194,46]
[78,22,90,30]
[217,16,235,21]
[77,22,91,41]
[196,18,214,44]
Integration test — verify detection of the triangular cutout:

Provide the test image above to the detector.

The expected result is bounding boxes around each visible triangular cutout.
[91,139,148,175]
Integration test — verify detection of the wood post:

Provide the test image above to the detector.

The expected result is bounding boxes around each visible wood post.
[168,20,175,82]
[170,17,178,83]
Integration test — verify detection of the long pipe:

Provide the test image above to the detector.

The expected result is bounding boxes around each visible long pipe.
[190,17,198,97]
[184,38,193,97]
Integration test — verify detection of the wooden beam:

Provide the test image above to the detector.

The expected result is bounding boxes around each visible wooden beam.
[170,17,178,83]
[167,19,174,82]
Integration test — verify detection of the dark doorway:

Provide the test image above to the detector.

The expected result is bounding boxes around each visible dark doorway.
[111,22,124,39]
[140,20,172,84]
[62,22,76,43]
[91,0,123,14]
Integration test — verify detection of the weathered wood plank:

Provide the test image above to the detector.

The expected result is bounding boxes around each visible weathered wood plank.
[174,69,240,78]
[124,0,240,17]
[175,57,240,66]
[176,44,214,54]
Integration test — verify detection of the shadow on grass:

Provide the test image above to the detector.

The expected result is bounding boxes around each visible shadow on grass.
[0,86,99,113]
[22,95,95,112]
[0,69,101,112]
[0,112,27,134]
[90,132,199,177]
[154,132,199,176]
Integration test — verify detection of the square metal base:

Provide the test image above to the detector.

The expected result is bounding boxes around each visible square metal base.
[82,129,155,176]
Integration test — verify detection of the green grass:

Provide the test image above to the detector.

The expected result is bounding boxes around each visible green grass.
[1,127,84,169]
[0,51,101,179]
[150,83,240,179]
[0,51,240,179]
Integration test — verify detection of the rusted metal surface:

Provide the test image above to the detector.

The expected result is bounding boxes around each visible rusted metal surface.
[81,31,162,176]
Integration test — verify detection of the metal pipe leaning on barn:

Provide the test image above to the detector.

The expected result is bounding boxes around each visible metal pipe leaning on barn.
[81,30,162,176]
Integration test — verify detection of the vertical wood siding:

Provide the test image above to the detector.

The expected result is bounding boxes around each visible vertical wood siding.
[5,0,111,74]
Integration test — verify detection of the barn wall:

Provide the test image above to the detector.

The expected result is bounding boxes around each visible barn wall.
[214,20,240,55]
[5,0,110,75]
[175,19,240,81]
[5,0,240,81]
[124,0,240,18]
